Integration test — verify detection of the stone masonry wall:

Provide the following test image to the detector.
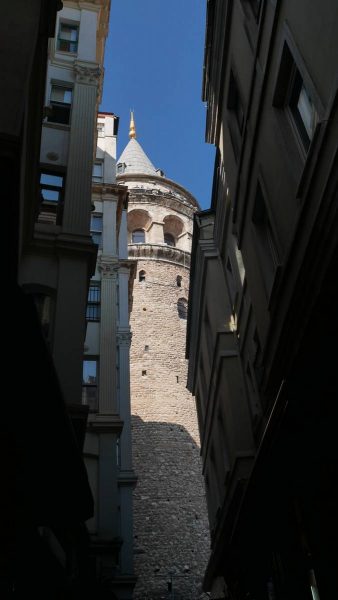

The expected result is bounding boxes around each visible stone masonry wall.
[130,257,210,600]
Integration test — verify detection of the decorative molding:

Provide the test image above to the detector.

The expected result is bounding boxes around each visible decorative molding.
[128,191,196,219]
[97,257,119,278]
[74,62,101,85]
[116,173,199,209]
[117,331,132,347]
[128,243,191,268]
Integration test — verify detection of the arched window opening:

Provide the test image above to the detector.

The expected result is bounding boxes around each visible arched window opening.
[176,275,182,287]
[132,229,145,243]
[139,270,146,282]
[164,233,175,247]
[177,298,188,320]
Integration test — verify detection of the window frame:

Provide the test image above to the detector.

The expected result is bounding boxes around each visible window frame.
[86,281,101,322]
[227,68,245,159]
[251,177,281,301]
[272,29,324,157]
[90,213,103,248]
[132,229,145,244]
[56,21,79,54]
[82,358,99,412]
[47,83,73,126]
[92,161,103,183]
[38,167,66,226]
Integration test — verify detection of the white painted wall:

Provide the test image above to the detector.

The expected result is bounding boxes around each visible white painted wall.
[78,9,98,62]
[40,125,70,166]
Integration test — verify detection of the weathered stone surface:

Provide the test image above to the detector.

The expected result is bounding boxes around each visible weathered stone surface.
[130,257,210,600]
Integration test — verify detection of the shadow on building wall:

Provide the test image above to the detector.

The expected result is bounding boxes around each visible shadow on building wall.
[131,415,210,600]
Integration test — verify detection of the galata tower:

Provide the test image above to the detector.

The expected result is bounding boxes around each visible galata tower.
[116,113,209,600]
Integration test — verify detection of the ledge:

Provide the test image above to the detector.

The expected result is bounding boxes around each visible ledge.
[128,243,191,268]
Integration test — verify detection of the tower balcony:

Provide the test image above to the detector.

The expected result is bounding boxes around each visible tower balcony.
[128,243,191,268]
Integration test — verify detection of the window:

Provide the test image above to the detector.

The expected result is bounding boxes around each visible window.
[82,359,98,411]
[117,162,126,174]
[97,122,105,137]
[86,282,101,321]
[273,41,321,152]
[177,298,188,320]
[164,233,175,247]
[252,182,279,296]
[92,162,103,182]
[38,171,65,225]
[228,71,244,134]
[90,214,103,248]
[132,229,145,243]
[139,270,146,282]
[176,275,182,287]
[288,70,318,150]
[234,242,245,285]
[47,85,72,125]
[57,22,79,53]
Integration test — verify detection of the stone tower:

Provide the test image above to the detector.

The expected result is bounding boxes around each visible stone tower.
[116,115,210,600]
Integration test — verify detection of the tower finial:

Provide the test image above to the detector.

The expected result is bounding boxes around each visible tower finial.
[129,109,136,139]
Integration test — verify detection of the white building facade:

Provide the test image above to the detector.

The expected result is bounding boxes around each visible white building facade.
[20,0,110,414]
[83,113,137,599]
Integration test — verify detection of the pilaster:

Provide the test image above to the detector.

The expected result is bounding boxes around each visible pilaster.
[62,62,101,234]
[98,257,118,414]
[117,330,133,471]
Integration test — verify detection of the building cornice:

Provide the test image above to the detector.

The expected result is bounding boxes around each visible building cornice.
[87,414,123,433]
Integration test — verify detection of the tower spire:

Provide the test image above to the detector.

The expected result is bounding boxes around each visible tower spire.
[129,110,136,139]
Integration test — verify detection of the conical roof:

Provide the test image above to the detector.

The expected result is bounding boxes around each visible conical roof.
[117,138,158,176]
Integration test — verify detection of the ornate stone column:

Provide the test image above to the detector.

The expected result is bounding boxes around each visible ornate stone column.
[62,61,101,234]
[98,257,118,414]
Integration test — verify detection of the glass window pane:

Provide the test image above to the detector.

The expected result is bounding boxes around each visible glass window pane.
[41,189,59,202]
[60,24,79,42]
[83,360,97,384]
[91,232,102,247]
[51,86,72,104]
[40,173,63,187]
[93,163,103,177]
[132,229,145,243]
[91,216,103,231]
[297,84,317,139]
[88,285,100,302]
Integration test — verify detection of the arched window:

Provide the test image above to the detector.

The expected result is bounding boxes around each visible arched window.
[132,229,145,243]
[164,233,175,247]
[177,298,188,320]
[139,270,146,282]
[176,275,182,287]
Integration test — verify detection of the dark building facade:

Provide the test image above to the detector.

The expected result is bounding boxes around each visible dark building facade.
[2,2,109,595]
[187,1,338,599]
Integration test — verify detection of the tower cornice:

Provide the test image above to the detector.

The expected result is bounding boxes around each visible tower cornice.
[117,173,199,209]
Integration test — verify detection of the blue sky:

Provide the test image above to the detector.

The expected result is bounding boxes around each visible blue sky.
[100,0,215,209]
